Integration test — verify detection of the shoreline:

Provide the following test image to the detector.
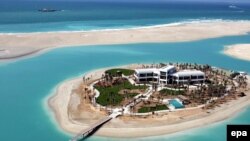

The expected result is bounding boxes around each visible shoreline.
[0,19,243,35]
[48,64,250,138]
[1,21,250,61]
[224,44,250,61]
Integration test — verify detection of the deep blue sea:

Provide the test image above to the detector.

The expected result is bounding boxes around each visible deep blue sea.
[0,1,250,141]
[0,1,250,33]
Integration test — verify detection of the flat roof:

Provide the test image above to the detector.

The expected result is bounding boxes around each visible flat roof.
[159,65,175,72]
[172,70,205,77]
[135,68,158,74]
[135,68,205,77]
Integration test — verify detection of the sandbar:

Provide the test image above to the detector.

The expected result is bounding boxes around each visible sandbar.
[224,44,250,61]
[1,21,250,60]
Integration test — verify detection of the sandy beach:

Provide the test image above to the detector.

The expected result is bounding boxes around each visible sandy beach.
[224,44,250,61]
[48,64,250,138]
[1,21,250,60]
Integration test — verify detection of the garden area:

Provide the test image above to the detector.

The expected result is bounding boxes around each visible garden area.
[159,88,185,95]
[95,78,147,106]
[105,68,134,76]
[138,104,168,113]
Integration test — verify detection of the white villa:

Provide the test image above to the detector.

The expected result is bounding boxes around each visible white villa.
[134,65,205,85]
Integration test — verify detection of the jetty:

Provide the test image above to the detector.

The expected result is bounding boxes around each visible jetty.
[70,112,121,141]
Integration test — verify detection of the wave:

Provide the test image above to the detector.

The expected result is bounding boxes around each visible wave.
[229,5,238,9]
[233,10,245,13]
[228,4,245,13]
[0,19,250,35]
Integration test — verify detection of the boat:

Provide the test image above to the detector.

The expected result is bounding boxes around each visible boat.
[38,8,58,12]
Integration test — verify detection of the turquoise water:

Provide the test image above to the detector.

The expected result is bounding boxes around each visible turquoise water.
[1,34,250,141]
[0,1,250,32]
[169,99,184,109]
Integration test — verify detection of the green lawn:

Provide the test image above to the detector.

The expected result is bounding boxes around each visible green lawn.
[95,80,147,106]
[159,88,184,95]
[138,104,168,113]
[105,68,134,76]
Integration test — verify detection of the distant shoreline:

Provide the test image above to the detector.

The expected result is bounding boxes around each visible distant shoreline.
[48,64,250,138]
[1,20,250,61]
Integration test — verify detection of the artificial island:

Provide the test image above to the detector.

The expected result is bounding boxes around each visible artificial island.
[48,63,249,140]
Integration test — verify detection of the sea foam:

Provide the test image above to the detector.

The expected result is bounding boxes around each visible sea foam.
[0,19,249,35]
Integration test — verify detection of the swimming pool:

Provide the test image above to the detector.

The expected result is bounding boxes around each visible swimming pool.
[169,99,184,109]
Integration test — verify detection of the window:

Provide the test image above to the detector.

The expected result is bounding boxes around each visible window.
[160,71,166,75]
[179,76,184,80]
[147,78,153,81]
[139,73,146,77]
[153,78,158,81]
[198,75,204,79]
[191,75,197,79]
[147,73,153,77]
[160,76,166,79]
[139,78,146,82]
[184,76,190,80]
[161,81,166,84]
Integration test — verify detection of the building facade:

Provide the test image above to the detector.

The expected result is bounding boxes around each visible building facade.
[134,66,205,85]
[134,68,159,83]
[171,70,205,84]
